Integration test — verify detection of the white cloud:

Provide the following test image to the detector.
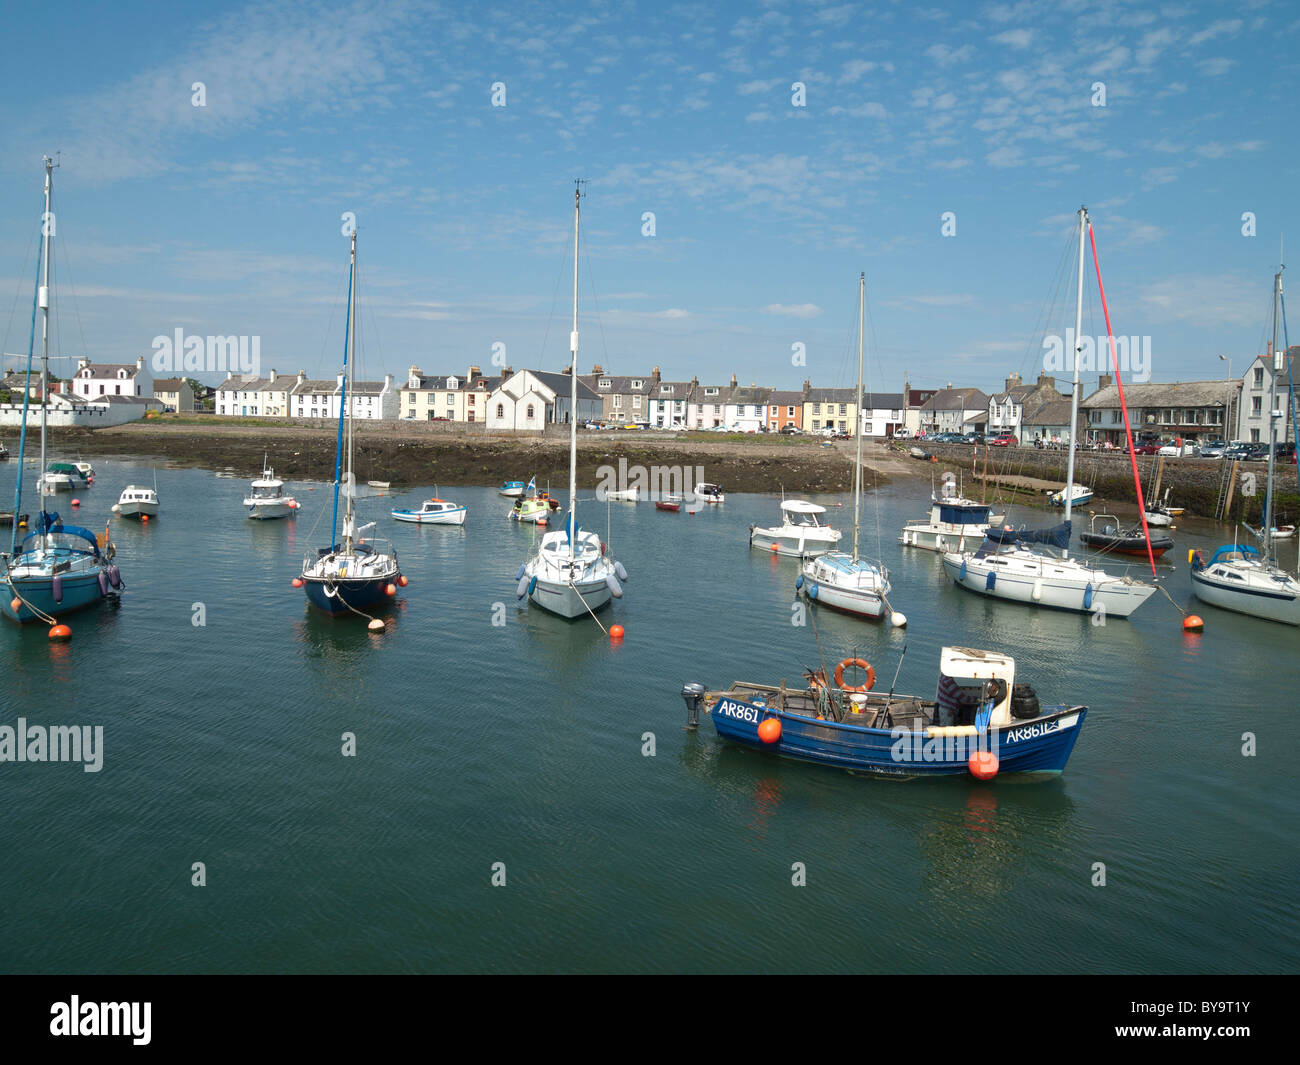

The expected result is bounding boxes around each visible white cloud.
[763,303,821,318]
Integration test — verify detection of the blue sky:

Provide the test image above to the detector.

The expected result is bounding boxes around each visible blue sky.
[0,0,1295,397]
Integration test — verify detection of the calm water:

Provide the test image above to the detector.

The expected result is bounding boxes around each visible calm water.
[1,455,1296,974]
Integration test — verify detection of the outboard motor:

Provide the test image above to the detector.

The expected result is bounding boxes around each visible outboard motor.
[681,682,706,730]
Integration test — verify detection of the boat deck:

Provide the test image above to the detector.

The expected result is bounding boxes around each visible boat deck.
[717,681,935,732]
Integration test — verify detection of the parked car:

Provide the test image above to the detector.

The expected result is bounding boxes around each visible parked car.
[1127,442,1160,455]
[988,433,1018,447]
[779,425,803,435]
[1222,444,1252,460]
[1199,444,1224,459]
[1158,443,1198,457]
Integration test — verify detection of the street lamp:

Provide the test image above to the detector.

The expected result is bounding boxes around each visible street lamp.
[1219,354,1232,442]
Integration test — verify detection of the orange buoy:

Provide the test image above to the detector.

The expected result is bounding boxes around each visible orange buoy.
[48,624,72,642]
[968,751,999,780]
[757,717,782,744]
[385,583,397,596]
[291,577,303,588]
[10,597,22,613]
[770,543,779,553]
[1183,614,1204,632]
[141,514,149,524]
[397,574,409,587]
[609,624,625,640]
[538,517,548,526]
[71,498,81,506]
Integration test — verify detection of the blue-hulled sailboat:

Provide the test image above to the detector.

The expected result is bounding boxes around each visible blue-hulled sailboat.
[299,229,403,618]
[2,157,121,626]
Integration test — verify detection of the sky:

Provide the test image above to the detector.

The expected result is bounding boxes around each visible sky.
[0,0,1295,398]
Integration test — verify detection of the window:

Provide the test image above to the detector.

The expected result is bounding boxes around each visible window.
[788,406,795,416]
[631,380,643,389]
[812,420,820,430]
[1111,411,1120,424]
[599,378,612,389]
[864,422,873,434]
[613,395,622,408]
[526,404,535,420]
[712,404,720,414]
[1254,368,1264,387]
[99,385,104,395]
[705,387,718,396]
[633,396,641,408]
[115,385,121,395]
[1253,397,1263,415]
[496,403,505,418]
[1251,428,1260,442]
[840,404,847,415]
[446,394,454,404]
[812,403,820,413]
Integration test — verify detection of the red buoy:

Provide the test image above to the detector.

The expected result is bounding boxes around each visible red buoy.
[1183,614,1204,632]
[968,751,999,780]
[397,574,409,587]
[770,543,779,553]
[385,583,397,596]
[757,717,782,744]
[48,624,72,642]
[10,597,22,613]
[141,514,149,524]
[291,577,303,588]
[71,498,81,507]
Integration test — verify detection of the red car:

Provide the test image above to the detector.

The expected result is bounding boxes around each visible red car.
[1127,442,1160,455]
[989,434,1018,446]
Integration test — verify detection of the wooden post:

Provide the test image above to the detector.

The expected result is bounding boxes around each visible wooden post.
[1222,460,1238,519]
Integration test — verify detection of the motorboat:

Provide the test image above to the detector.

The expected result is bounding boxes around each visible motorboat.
[749,500,841,558]
[695,483,724,503]
[113,485,159,520]
[244,462,298,519]
[392,497,467,525]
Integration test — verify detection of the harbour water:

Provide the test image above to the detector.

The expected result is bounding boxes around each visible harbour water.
[1,456,1296,973]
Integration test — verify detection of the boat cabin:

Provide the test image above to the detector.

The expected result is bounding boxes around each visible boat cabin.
[780,500,829,528]
[935,647,1016,729]
[118,486,157,503]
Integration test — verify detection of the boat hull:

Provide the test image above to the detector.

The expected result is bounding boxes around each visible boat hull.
[528,577,612,619]
[1,570,110,623]
[1191,569,1300,625]
[392,507,466,525]
[710,697,1087,778]
[117,502,159,520]
[750,527,840,558]
[900,526,988,553]
[941,551,1155,618]
[1080,532,1172,557]
[302,575,394,616]
[246,501,294,520]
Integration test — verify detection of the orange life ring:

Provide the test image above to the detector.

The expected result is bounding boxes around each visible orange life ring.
[834,657,875,692]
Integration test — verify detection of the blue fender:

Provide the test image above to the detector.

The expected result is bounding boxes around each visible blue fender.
[528,575,537,597]
[807,583,819,600]
[1083,582,1093,610]
[985,570,996,591]
[795,574,804,590]
[51,575,63,603]
[959,560,967,581]
[515,564,526,581]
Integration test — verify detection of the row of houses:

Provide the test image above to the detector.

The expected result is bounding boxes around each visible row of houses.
[7,345,1294,444]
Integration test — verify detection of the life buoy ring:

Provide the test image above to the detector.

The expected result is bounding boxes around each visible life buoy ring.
[834,657,875,692]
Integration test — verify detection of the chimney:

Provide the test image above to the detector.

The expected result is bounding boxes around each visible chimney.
[1038,372,1053,389]
[802,379,810,395]
[269,369,277,384]
[562,365,572,375]
[730,373,738,388]
[1267,341,1273,357]
[1005,372,1021,392]
[1098,373,1113,390]
[591,364,603,375]
[467,365,482,380]
[690,375,698,387]
[297,370,306,385]
[946,381,952,390]
[652,366,661,379]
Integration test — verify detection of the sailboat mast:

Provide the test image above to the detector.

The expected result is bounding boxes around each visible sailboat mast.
[1264,263,1282,565]
[568,181,580,561]
[852,272,863,561]
[1062,205,1087,548]
[38,156,55,529]
[329,230,355,550]
[344,228,357,553]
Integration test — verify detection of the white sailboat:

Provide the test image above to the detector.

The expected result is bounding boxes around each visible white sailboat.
[1191,263,1300,625]
[941,207,1157,619]
[2,156,120,626]
[797,273,891,619]
[299,229,404,618]
[516,184,627,620]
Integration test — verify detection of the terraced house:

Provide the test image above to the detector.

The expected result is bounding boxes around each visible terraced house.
[687,381,729,429]
[401,365,497,422]
[1081,376,1235,446]
[646,377,696,429]
[578,366,660,425]
[804,387,858,434]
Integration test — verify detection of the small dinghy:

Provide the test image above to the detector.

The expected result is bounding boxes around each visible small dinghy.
[909,446,932,460]
[1079,513,1172,558]
[391,497,467,525]
[0,511,28,528]
[603,488,638,502]
[655,495,682,512]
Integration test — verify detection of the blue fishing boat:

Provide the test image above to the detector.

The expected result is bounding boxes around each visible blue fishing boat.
[3,158,121,627]
[498,480,525,498]
[298,229,403,620]
[682,646,1087,780]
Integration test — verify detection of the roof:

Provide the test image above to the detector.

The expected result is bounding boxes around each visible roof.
[806,387,858,403]
[728,385,772,404]
[578,373,656,395]
[650,381,694,398]
[768,390,804,405]
[861,392,904,408]
[291,379,340,394]
[919,387,990,411]
[1023,398,1077,426]
[75,362,140,378]
[521,370,599,401]
[781,500,825,513]
[1082,380,1238,408]
[152,378,191,391]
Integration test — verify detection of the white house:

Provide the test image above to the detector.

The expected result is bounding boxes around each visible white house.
[69,355,152,402]
[724,385,771,432]
[687,383,728,429]
[487,369,601,430]
[647,378,695,429]
[1236,348,1296,444]
[289,371,396,420]
[860,392,905,439]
